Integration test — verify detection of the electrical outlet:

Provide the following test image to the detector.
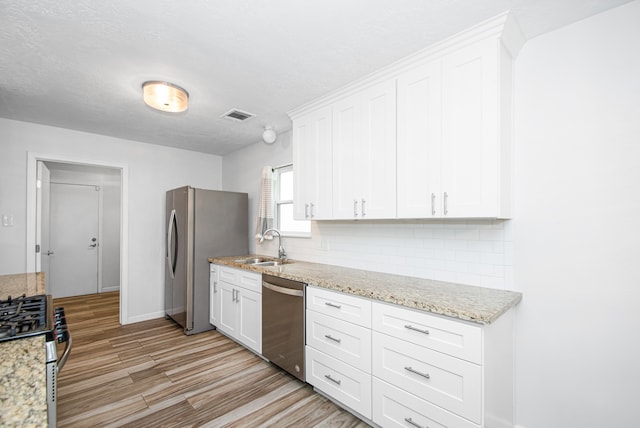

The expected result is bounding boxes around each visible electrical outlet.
[2,215,14,227]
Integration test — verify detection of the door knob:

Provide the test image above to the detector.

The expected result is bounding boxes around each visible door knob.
[89,244,97,248]
[46,251,54,256]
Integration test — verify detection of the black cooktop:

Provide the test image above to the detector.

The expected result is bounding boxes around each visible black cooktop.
[0,294,54,342]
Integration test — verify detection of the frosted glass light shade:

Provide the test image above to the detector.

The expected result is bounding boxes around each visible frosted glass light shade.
[142,81,189,112]
[262,126,277,144]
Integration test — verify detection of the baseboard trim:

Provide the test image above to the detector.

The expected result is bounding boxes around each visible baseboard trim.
[126,310,165,324]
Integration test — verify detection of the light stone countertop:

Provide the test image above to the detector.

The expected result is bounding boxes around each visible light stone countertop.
[210,256,522,325]
[0,336,48,428]
[0,273,49,428]
[0,272,46,300]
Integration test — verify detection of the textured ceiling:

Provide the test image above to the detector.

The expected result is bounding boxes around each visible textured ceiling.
[0,0,632,155]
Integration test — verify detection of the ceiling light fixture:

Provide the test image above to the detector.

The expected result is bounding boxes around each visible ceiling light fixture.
[262,126,277,144]
[142,81,189,113]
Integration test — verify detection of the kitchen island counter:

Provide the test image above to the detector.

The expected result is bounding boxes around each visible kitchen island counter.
[209,256,521,325]
[0,273,48,428]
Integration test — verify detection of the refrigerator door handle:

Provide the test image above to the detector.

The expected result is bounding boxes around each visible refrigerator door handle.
[167,208,177,279]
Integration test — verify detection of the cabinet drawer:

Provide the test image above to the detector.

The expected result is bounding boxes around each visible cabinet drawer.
[305,346,372,419]
[218,266,261,293]
[372,332,481,424]
[306,286,371,328]
[373,378,479,428]
[306,310,372,373]
[372,301,482,364]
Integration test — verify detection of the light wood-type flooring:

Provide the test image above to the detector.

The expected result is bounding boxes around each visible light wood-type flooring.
[53,292,370,428]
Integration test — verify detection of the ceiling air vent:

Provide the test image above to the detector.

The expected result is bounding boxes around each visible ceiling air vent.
[221,108,255,122]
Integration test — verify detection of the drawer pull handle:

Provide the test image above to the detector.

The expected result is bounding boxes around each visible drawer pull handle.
[404,324,430,335]
[404,417,427,428]
[325,302,342,309]
[324,374,341,385]
[405,366,430,380]
[324,334,342,343]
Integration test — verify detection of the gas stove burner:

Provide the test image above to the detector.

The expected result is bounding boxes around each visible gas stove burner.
[0,294,52,342]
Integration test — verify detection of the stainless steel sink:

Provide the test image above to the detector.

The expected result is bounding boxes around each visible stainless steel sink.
[234,257,292,266]
[253,260,288,267]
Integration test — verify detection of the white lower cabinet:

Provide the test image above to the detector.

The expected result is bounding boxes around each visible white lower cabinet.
[305,286,515,428]
[305,286,372,420]
[306,346,372,419]
[372,331,482,424]
[306,309,371,372]
[372,378,478,428]
[211,264,262,354]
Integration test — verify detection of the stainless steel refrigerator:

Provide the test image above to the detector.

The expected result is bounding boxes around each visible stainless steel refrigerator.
[165,186,248,335]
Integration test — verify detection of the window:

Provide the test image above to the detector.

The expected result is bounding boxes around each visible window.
[274,165,310,237]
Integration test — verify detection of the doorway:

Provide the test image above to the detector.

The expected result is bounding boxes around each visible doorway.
[38,162,121,298]
[26,152,129,325]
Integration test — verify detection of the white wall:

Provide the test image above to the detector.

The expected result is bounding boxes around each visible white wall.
[222,3,640,426]
[0,118,223,322]
[512,2,640,427]
[222,131,293,256]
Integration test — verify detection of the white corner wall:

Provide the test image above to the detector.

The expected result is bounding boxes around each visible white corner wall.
[512,1,640,427]
[0,118,223,323]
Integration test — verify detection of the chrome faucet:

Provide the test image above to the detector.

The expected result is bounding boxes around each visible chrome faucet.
[260,228,287,261]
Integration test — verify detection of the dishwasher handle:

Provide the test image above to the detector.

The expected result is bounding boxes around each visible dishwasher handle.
[262,281,304,297]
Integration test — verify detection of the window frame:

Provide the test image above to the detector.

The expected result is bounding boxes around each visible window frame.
[273,164,311,238]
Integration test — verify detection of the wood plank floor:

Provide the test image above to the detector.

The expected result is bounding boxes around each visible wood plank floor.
[53,292,370,428]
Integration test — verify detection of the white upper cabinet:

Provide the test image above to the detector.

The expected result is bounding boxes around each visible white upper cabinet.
[440,38,503,218]
[293,106,333,220]
[397,60,443,218]
[332,79,397,220]
[290,12,524,220]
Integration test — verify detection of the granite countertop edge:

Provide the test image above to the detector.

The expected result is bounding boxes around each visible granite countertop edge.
[209,255,522,325]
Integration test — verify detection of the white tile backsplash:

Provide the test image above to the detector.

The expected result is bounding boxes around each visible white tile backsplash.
[279,219,514,290]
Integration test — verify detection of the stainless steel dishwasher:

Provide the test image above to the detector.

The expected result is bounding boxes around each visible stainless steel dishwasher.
[262,274,305,381]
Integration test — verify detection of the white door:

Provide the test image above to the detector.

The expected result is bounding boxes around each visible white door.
[237,288,261,353]
[36,161,51,274]
[49,183,100,298]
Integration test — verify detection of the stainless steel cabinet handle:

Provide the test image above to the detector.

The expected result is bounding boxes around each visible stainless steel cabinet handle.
[353,200,358,217]
[46,251,54,256]
[404,417,427,428]
[324,302,342,309]
[431,193,436,216]
[404,324,430,335]
[361,198,366,217]
[324,374,341,385]
[213,281,217,293]
[304,203,309,218]
[89,243,97,247]
[405,366,430,380]
[309,203,315,218]
[324,334,342,343]
[444,192,448,215]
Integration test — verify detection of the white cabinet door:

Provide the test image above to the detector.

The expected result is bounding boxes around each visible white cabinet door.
[209,264,220,327]
[292,106,333,220]
[237,288,262,354]
[332,93,360,219]
[441,38,500,218]
[397,60,443,218]
[306,346,372,419]
[359,79,397,219]
[332,79,397,219]
[217,281,237,337]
